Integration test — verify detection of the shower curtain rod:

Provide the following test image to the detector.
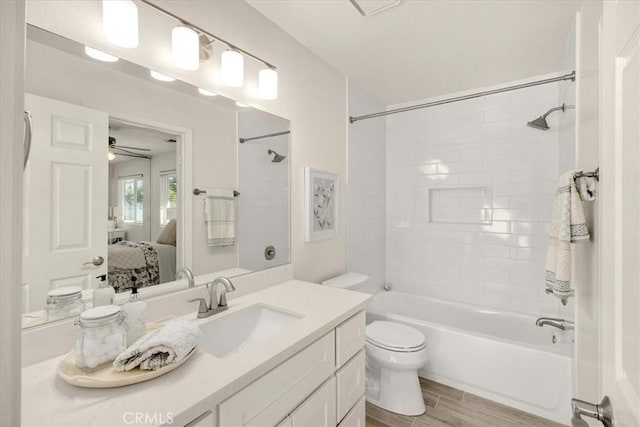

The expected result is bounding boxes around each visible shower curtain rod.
[349,71,576,123]
[239,130,291,143]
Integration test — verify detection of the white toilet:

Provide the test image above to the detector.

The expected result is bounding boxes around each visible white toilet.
[322,273,429,416]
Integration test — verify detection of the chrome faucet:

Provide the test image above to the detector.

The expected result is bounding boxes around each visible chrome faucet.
[176,267,195,288]
[535,317,575,331]
[188,276,236,318]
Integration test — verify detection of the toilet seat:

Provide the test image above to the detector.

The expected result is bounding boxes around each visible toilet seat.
[366,321,426,353]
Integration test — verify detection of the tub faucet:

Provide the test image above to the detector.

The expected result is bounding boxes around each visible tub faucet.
[535,317,574,331]
[176,267,195,288]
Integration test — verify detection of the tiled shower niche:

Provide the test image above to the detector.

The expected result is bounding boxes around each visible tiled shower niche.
[429,187,493,224]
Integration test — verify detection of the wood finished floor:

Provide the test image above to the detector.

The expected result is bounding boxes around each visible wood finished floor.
[365,378,567,427]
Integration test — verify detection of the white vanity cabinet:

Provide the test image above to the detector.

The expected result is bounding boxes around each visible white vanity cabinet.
[184,310,366,427]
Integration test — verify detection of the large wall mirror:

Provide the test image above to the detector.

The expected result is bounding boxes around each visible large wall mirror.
[22,7,291,328]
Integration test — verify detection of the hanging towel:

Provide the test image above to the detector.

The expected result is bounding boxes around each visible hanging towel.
[204,189,236,247]
[575,174,598,202]
[545,170,592,297]
[113,320,202,371]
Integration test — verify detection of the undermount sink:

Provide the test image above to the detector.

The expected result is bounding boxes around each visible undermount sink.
[197,305,303,358]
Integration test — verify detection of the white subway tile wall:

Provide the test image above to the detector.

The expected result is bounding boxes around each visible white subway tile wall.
[386,77,574,316]
[238,110,291,272]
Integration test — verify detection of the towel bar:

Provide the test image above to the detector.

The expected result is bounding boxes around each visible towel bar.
[193,188,240,197]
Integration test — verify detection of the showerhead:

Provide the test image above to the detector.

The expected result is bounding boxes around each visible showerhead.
[527,104,574,131]
[268,149,286,163]
[527,116,550,131]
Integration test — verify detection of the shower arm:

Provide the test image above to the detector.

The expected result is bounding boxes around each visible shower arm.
[541,104,574,119]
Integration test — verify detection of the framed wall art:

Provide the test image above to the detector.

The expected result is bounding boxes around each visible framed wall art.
[304,167,338,242]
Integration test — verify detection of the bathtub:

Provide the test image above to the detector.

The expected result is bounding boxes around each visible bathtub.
[366,291,573,424]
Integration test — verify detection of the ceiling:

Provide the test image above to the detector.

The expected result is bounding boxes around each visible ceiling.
[246,0,581,105]
[109,120,177,161]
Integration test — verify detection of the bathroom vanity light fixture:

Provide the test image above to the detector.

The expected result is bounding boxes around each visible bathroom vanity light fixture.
[102,0,139,48]
[137,0,278,98]
[258,67,278,100]
[84,46,119,63]
[221,49,244,87]
[198,88,218,96]
[172,26,199,71]
[149,70,175,82]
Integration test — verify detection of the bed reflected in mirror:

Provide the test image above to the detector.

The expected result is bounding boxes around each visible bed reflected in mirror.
[107,121,178,293]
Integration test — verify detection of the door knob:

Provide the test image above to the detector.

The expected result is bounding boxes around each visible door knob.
[83,256,104,266]
[571,396,614,427]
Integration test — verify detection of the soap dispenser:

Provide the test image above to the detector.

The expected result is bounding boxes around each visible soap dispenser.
[92,274,115,307]
[123,277,147,346]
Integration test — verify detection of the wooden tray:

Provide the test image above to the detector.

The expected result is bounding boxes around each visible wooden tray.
[57,317,197,388]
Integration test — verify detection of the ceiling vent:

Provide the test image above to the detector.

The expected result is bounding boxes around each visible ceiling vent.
[348,0,401,17]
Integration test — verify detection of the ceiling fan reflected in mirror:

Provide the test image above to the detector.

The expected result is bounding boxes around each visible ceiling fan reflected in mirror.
[108,136,152,160]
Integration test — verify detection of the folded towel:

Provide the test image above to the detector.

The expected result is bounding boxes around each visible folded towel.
[113,320,202,371]
[545,170,591,297]
[204,189,236,247]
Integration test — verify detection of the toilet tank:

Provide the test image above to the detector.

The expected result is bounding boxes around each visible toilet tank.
[321,273,369,290]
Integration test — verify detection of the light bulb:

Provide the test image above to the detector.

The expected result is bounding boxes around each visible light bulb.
[221,49,244,87]
[102,0,139,48]
[108,150,116,161]
[258,68,278,100]
[198,88,217,96]
[172,26,199,71]
[84,46,119,62]
[150,70,175,82]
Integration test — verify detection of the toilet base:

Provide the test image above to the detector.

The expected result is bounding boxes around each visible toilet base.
[366,364,426,416]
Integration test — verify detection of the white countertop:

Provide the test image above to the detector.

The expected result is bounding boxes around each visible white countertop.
[21,280,371,427]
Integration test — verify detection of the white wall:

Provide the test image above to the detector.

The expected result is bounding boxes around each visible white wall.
[0,1,25,424]
[346,81,386,293]
[573,2,602,401]
[386,74,573,317]
[27,0,348,283]
[25,39,237,276]
[111,151,177,242]
[558,17,577,174]
[238,109,290,271]
[149,151,177,241]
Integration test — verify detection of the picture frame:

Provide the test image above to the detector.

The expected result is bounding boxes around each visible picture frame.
[304,167,338,242]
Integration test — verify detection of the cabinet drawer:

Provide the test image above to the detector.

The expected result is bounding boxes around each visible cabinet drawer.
[338,397,365,427]
[291,377,336,427]
[218,332,335,427]
[335,311,365,368]
[336,351,366,422]
[184,410,215,427]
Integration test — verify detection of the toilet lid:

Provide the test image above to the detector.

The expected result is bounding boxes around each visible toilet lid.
[366,321,426,352]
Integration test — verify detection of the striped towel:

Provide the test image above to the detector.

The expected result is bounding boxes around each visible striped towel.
[545,170,593,297]
[204,190,236,247]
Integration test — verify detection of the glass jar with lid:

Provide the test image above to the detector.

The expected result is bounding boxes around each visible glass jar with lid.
[45,286,85,321]
[75,305,127,371]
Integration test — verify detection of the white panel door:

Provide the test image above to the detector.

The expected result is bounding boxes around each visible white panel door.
[599,0,640,425]
[291,377,336,427]
[23,93,108,313]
